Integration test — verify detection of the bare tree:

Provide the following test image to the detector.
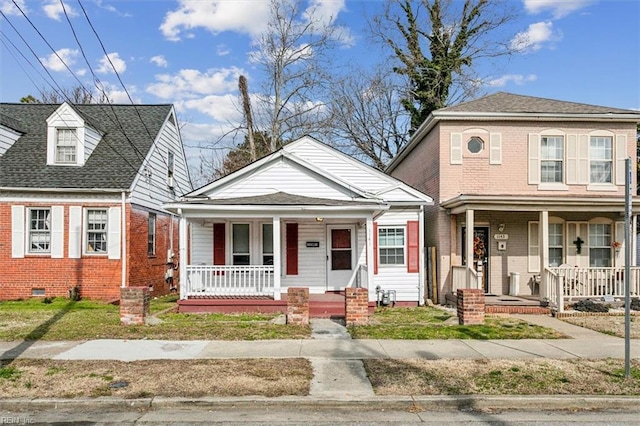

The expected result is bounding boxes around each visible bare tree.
[326,67,410,170]
[251,0,337,151]
[373,0,518,133]
[22,86,108,104]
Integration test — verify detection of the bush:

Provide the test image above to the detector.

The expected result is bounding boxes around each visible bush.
[572,299,609,313]
[629,298,640,311]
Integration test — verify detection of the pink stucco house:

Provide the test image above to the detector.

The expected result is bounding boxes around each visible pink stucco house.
[387,92,640,311]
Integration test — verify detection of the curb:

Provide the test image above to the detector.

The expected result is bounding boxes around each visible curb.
[2,395,640,413]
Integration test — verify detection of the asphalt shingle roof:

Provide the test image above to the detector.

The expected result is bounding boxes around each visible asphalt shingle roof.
[439,92,637,115]
[188,192,384,207]
[0,103,172,190]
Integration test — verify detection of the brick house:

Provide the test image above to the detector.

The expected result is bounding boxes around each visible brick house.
[387,92,640,311]
[0,102,192,300]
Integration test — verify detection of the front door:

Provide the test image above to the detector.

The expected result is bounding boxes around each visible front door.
[462,226,490,293]
[326,225,355,290]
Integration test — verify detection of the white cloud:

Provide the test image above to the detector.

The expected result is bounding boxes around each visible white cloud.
[216,44,230,56]
[523,0,594,19]
[95,81,139,104]
[43,0,76,21]
[1,0,27,16]
[488,74,538,87]
[97,52,127,74]
[40,48,79,72]
[150,55,168,68]
[510,21,559,52]
[146,67,245,99]
[160,0,270,41]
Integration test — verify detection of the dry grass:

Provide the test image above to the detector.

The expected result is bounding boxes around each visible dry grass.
[364,358,640,395]
[0,359,312,398]
[560,314,640,338]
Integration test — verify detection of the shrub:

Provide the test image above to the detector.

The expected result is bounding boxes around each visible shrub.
[629,298,640,311]
[572,299,609,313]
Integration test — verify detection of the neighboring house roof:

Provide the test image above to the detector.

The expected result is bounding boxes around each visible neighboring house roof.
[0,103,172,190]
[183,136,433,207]
[387,92,640,173]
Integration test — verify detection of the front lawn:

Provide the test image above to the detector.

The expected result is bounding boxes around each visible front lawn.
[0,297,309,341]
[349,306,565,339]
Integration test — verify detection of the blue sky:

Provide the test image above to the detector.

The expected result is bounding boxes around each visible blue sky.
[1,0,639,173]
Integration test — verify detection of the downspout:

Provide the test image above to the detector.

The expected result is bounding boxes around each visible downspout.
[121,191,127,288]
[418,205,425,306]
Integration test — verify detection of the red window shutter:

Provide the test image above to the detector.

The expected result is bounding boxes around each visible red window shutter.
[213,223,225,265]
[373,222,378,275]
[286,223,298,275]
[407,220,419,273]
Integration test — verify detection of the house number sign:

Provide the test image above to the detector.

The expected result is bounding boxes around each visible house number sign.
[494,234,509,240]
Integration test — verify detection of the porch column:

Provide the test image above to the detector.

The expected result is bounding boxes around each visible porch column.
[465,209,475,288]
[178,214,188,300]
[272,216,281,301]
[539,210,550,302]
[366,215,374,302]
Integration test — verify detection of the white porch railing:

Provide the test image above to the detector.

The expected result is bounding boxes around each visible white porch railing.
[346,264,368,288]
[451,265,479,292]
[545,266,640,312]
[185,265,274,297]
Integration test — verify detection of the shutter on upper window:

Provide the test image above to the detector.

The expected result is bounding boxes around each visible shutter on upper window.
[615,134,628,186]
[68,206,82,258]
[528,134,540,184]
[489,133,502,164]
[373,222,378,275]
[450,133,462,164]
[11,205,24,258]
[286,223,298,275]
[213,223,226,265]
[108,207,121,260]
[528,222,539,272]
[615,221,626,267]
[50,206,64,258]
[566,134,578,184]
[578,135,589,184]
[407,221,419,273]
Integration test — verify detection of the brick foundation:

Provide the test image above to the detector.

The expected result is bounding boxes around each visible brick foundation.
[345,287,369,326]
[286,287,309,325]
[457,289,485,325]
[120,286,150,325]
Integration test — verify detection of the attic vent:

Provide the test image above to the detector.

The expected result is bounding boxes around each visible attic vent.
[167,176,175,189]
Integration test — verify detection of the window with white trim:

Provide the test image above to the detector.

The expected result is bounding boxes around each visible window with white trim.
[148,213,156,256]
[548,222,563,267]
[232,223,250,265]
[590,136,612,183]
[55,129,77,164]
[262,223,273,265]
[28,208,51,253]
[86,209,108,253]
[378,227,405,265]
[589,223,612,267]
[541,136,563,183]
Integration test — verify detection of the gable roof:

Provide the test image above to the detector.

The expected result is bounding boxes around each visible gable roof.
[186,136,432,206]
[0,103,172,190]
[387,92,640,173]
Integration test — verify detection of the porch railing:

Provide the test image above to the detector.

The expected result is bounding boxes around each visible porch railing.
[545,266,640,312]
[451,265,479,292]
[346,264,368,288]
[185,265,274,297]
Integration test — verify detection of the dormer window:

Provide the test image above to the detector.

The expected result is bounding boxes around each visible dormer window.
[55,129,77,164]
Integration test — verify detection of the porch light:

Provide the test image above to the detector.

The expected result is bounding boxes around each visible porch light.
[316,217,324,222]
[498,223,505,232]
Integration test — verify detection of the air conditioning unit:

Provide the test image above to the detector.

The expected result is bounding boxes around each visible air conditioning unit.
[167,176,174,189]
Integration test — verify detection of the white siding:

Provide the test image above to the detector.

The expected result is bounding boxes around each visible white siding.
[191,222,213,265]
[282,220,326,291]
[84,126,102,162]
[214,161,356,200]
[129,113,192,211]
[371,209,422,302]
[0,126,20,157]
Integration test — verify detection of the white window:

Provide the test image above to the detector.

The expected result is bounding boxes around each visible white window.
[541,136,563,183]
[589,223,612,267]
[232,223,250,265]
[378,227,405,265]
[86,209,108,254]
[148,213,156,256]
[28,208,51,253]
[467,137,484,154]
[262,223,273,265]
[590,136,612,183]
[548,223,563,267]
[55,129,77,164]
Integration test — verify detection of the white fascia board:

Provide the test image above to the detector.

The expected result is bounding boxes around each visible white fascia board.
[442,195,640,214]
[187,150,284,197]
[374,184,434,204]
[0,195,124,204]
[434,111,640,121]
[164,202,386,213]
[0,187,127,193]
